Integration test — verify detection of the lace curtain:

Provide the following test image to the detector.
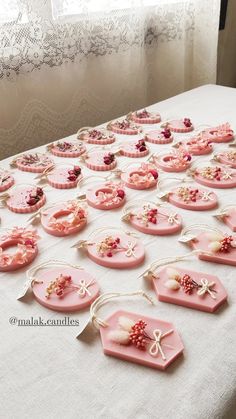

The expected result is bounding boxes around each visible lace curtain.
[0,0,220,158]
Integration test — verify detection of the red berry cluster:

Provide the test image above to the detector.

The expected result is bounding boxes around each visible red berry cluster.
[103,153,115,165]
[220,236,233,252]
[58,141,72,151]
[189,188,199,202]
[183,118,192,127]
[46,275,72,298]
[89,129,102,139]
[67,166,81,181]
[213,167,223,181]
[161,128,171,138]
[129,320,148,350]
[148,169,158,180]
[116,189,125,199]
[135,139,147,152]
[23,239,35,248]
[180,274,195,294]
[183,151,192,162]
[106,237,120,257]
[147,208,158,224]
[26,187,44,206]
[136,109,149,118]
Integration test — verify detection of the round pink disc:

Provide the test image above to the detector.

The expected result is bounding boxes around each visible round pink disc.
[32,267,100,311]
[154,155,191,172]
[86,183,126,210]
[120,141,149,158]
[15,153,54,173]
[128,207,182,235]
[216,152,236,168]
[7,186,46,214]
[145,130,173,144]
[0,171,14,192]
[47,166,82,189]
[41,204,87,236]
[87,232,145,269]
[0,237,38,272]
[85,152,117,171]
[121,168,158,190]
[168,187,218,210]
[194,168,236,189]
[167,120,194,133]
[131,111,161,124]
[50,141,86,157]
[79,129,116,145]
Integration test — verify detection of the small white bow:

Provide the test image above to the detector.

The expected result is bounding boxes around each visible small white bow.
[222,171,233,180]
[149,328,174,360]
[168,213,179,225]
[197,278,216,299]
[77,279,94,298]
[201,191,214,201]
[125,241,136,258]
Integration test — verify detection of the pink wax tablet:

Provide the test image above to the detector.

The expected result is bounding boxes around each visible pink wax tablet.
[49,140,86,157]
[87,232,145,269]
[145,129,173,144]
[153,154,191,173]
[215,151,236,168]
[107,119,141,135]
[168,187,218,211]
[185,138,213,155]
[78,128,116,145]
[217,207,236,232]
[41,201,87,237]
[152,266,227,313]
[6,186,46,214]
[193,166,236,189]
[165,118,194,133]
[119,140,149,158]
[130,109,161,124]
[86,182,126,210]
[121,165,158,190]
[190,232,236,266]
[0,170,14,192]
[100,310,184,370]
[85,151,117,171]
[32,267,100,311]
[14,153,54,173]
[47,165,82,189]
[201,123,234,143]
[127,206,182,235]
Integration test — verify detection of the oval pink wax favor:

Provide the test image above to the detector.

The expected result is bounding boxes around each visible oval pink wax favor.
[193,166,236,189]
[0,227,40,272]
[48,140,86,157]
[145,128,173,144]
[12,153,54,173]
[163,118,194,133]
[6,185,46,214]
[84,151,117,171]
[107,119,141,135]
[168,186,218,211]
[78,128,116,145]
[0,169,14,192]
[120,163,158,190]
[200,123,234,143]
[32,267,100,312]
[47,165,82,189]
[41,201,87,236]
[119,139,149,158]
[86,182,126,210]
[128,109,161,124]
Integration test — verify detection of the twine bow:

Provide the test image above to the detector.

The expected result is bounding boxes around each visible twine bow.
[197,278,216,299]
[222,171,233,180]
[201,191,214,201]
[77,279,94,298]
[125,241,136,257]
[149,329,174,360]
[167,213,179,225]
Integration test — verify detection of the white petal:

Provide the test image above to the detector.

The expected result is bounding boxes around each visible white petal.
[164,279,180,290]
[108,330,130,344]
[166,267,180,280]
[208,241,221,252]
[118,316,135,331]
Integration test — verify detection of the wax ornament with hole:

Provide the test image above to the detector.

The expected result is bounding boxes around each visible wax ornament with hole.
[174,137,213,156]
[212,150,236,168]
[0,184,46,214]
[199,123,234,143]
[213,205,236,232]
[10,153,54,173]
[127,109,161,124]
[161,118,194,133]
[72,227,145,269]
[85,181,126,210]
[150,149,192,173]
[144,128,173,144]
[107,118,142,135]
[190,165,236,189]
[122,201,182,235]
[77,127,116,145]
[47,140,86,157]
[0,227,40,271]
[18,260,100,311]
[116,162,158,190]
[0,168,14,192]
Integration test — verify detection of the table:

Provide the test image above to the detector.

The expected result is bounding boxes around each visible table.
[0,84,236,419]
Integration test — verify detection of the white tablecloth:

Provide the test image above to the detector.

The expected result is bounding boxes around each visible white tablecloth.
[0,84,236,419]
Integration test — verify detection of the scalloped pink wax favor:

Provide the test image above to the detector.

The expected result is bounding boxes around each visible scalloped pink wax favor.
[152,150,192,173]
[48,140,86,158]
[5,185,46,213]
[120,163,158,190]
[214,150,236,168]
[107,119,141,135]
[144,128,173,144]
[163,118,194,133]
[200,123,234,143]
[40,201,87,237]
[119,139,149,158]
[168,186,218,211]
[0,169,14,192]
[0,227,40,272]
[11,153,54,173]
[47,165,82,189]
[152,266,227,313]
[128,109,161,124]
[84,151,117,171]
[77,127,116,145]
[86,182,126,210]
[192,166,236,189]
[32,267,100,312]
[122,203,182,235]
[100,310,184,370]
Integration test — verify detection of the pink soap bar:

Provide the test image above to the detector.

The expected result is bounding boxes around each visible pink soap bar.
[79,129,116,145]
[215,151,236,168]
[190,232,236,266]
[145,129,173,144]
[127,207,182,235]
[166,119,194,133]
[107,119,141,135]
[153,154,191,172]
[47,166,82,189]
[15,153,54,173]
[41,202,87,236]
[100,310,184,370]
[32,267,100,312]
[7,186,46,213]
[168,187,218,211]
[0,170,14,192]
[121,165,158,190]
[85,152,117,171]
[194,167,236,189]
[152,266,227,312]
[201,123,234,143]
[87,232,145,269]
[86,183,126,210]
[130,110,161,124]
[120,141,149,158]
[49,141,86,157]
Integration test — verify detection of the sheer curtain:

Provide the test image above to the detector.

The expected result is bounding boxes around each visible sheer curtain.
[0,0,221,158]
